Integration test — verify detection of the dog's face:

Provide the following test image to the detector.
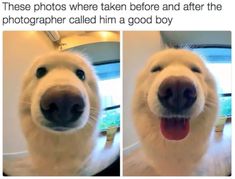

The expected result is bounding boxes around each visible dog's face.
[20,52,100,133]
[135,49,217,140]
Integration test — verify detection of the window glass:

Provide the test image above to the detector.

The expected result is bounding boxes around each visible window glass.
[192,47,231,117]
[94,62,120,131]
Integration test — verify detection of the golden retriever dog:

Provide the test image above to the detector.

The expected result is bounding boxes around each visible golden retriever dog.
[133,49,218,175]
[19,52,100,175]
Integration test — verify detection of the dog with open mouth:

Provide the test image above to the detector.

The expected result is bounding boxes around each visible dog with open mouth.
[19,52,100,175]
[132,49,218,175]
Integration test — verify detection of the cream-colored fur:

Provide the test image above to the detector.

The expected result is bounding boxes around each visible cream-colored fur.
[133,49,218,175]
[19,52,100,175]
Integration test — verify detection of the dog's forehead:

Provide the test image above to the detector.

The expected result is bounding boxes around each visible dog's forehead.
[32,52,89,69]
[148,49,205,68]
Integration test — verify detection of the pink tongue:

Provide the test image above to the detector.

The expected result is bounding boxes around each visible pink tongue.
[160,118,190,140]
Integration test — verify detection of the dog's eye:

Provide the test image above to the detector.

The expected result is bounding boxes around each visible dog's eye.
[151,66,162,73]
[191,66,201,73]
[75,69,85,81]
[36,67,47,78]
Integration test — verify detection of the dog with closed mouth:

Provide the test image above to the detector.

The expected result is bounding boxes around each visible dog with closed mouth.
[19,52,100,175]
[133,49,218,175]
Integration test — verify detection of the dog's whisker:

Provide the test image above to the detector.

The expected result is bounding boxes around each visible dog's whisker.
[90,108,99,112]
[89,116,98,122]
[87,119,96,127]
[19,101,31,105]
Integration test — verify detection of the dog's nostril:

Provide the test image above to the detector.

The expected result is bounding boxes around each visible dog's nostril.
[48,103,58,112]
[184,88,196,99]
[158,87,172,99]
[40,86,85,125]
[71,102,85,114]
[165,88,173,98]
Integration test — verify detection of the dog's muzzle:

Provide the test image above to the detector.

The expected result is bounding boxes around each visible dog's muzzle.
[40,85,85,128]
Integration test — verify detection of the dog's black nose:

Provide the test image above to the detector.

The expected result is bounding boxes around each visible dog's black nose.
[158,76,197,113]
[40,86,85,125]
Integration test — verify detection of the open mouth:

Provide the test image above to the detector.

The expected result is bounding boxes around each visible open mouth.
[160,117,190,140]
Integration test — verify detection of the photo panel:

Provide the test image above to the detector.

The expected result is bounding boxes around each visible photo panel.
[3,31,120,176]
[123,31,231,176]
